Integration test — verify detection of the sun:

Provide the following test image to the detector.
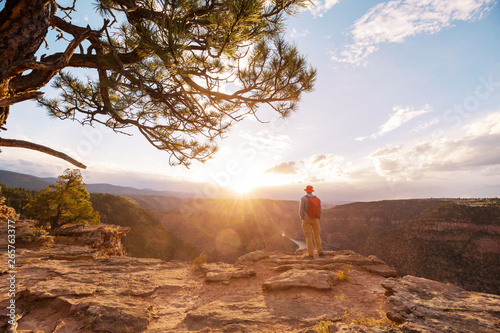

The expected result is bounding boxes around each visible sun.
[226,172,289,194]
[228,178,257,194]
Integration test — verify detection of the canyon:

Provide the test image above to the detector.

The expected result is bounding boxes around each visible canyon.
[125,196,500,295]
[1,220,499,332]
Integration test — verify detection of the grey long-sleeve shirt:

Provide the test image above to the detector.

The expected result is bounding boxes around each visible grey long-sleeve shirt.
[299,193,322,220]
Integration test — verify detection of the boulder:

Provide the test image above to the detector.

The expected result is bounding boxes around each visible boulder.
[0,201,19,221]
[54,223,130,256]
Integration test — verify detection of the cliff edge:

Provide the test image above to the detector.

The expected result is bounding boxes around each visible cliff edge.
[0,220,499,333]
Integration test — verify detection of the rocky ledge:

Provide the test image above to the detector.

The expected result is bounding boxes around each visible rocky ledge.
[0,223,499,332]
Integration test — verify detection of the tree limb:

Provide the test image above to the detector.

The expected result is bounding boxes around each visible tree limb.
[6,27,92,98]
[9,50,143,94]
[0,138,87,169]
[0,91,44,107]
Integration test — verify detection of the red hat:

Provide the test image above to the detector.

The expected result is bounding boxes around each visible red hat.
[304,185,314,192]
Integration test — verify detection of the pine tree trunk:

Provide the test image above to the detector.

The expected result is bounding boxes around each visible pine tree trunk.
[0,0,52,127]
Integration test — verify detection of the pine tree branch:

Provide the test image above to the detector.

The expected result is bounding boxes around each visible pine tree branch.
[0,138,87,169]
[6,27,92,102]
[0,92,44,107]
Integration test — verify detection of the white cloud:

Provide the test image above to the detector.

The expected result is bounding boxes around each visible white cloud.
[265,161,298,174]
[0,149,71,178]
[369,111,500,181]
[465,112,500,136]
[238,130,293,154]
[376,105,433,138]
[413,117,440,131]
[290,28,310,38]
[308,154,343,168]
[266,153,347,183]
[332,0,496,65]
[308,0,341,18]
[358,105,432,141]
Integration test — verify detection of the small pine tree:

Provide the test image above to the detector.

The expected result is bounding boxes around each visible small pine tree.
[26,169,100,230]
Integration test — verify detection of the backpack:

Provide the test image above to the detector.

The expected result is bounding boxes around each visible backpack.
[306,196,321,218]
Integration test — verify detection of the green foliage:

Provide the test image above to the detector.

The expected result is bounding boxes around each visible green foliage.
[16,225,54,247]
[26,169,100,230]
[314,320,333,333]
[90,193,196,261]
[0,184,37,215]
[335,265,350,282]
[334,294,392,328]
[193,252,207,269]
[35,0,316,167]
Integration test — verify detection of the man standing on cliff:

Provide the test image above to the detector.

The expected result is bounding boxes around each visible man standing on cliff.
[299,185,324,258]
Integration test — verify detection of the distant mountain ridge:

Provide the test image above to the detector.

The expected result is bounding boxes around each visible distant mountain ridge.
[0,170,193,197]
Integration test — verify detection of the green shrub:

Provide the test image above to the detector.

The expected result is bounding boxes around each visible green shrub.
[16,225,54,247]
[314,320,332,333]
[193,252,207,269]
[335,294,393,328]
[335,265,350,282]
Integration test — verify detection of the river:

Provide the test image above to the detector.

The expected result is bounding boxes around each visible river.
[282,231,306,249]
[288,237,306,249]
[282,232,339,251]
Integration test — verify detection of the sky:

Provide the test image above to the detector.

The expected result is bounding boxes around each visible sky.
[1,0,500,202]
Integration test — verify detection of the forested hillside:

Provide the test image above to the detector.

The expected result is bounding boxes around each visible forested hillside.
[89,193,197,261]
[0,183,37,215]
[129,196,299,262]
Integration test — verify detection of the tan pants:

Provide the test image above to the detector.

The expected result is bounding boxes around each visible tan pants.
[301,218,323,256]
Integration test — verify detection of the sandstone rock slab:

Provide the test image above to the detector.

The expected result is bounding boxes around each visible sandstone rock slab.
[332,252,382,266]
[183,296,273,330]
[200,262,256,283]
[262,269,334,290]
[3,223,496,333]
[360,264,397,278]
[383,275,500,333]
[55,223,130,256]
[235,250,271,263]
[70,296,150,332]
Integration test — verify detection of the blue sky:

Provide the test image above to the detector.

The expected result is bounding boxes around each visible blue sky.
[2,0,500,201]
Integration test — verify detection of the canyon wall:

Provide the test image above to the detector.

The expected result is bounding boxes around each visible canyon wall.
[99,195,500,295]
[320,199,500,295]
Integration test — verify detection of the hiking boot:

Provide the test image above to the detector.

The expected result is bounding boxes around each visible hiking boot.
[318,252,325,257]
[305,255,314,259]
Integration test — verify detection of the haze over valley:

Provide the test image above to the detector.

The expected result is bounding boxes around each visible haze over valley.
[3,170,499,296]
